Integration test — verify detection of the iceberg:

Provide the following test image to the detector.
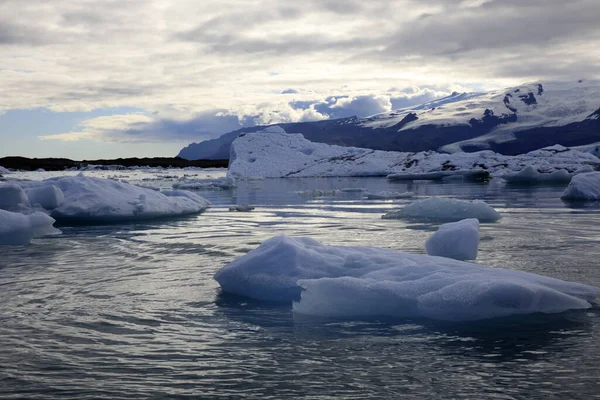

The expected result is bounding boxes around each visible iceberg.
[382,197,501,222]
[425,218,479,260]
[214,235,600,321]
[501,166,572,184]
[561,171,600,201]
[26,185,65,209]
[14,174,210,223]
[226,129,599,179]
[0,183,29,210]
[0,166,11,175]
[0,209,61,245]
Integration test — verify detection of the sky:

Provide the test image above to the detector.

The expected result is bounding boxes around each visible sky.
[1,0,599,159]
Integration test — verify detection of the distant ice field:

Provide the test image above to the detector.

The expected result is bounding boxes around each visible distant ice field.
[2,168,600,399]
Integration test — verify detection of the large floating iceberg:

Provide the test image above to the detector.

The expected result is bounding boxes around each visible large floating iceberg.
[8,174,210,224]
[561,172,600,201]
[0,209,61,245]
[382,197,501,222]
[214,235,600,321]
[227,130,599,179]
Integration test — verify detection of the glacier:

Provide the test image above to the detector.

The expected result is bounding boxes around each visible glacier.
[214,235,600,321]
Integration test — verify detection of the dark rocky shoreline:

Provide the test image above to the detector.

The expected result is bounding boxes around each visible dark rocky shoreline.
[0,156,228,171]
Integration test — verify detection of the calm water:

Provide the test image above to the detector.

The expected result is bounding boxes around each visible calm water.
[1,170,600,399]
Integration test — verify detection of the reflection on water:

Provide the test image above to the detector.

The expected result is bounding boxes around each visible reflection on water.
[1,171,600,399]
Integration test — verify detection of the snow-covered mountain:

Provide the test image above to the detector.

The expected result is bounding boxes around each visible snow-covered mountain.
[178,80,600,160]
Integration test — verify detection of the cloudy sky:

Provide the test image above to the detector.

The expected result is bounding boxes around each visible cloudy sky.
[1,0,599,159]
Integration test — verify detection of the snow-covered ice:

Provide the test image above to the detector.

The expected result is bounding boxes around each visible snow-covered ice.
[12,174,210,223]
[561,172,600,201]
[214,235,600,321]
[382,197,501,222]
[227,129,599,179]
[425,219,480,260]
[0,209,61,245]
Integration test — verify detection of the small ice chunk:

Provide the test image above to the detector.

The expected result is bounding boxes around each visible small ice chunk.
[0,183,29,209]
[214,235,600,321]
[561,171,600,200]
[425,218,480,260]
[26,185,65,209]
[382,197,501,222]
[0,209,61,245]
[0,166,11,174]
[365,191,414,200]
[502,166,572,184]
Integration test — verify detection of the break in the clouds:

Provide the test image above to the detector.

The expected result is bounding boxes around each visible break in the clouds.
[1,0,599,155]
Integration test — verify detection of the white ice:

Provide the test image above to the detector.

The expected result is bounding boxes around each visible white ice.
[213,235,600,321]
[382,197,501,222]
[561,172,600,201]
[425,218,480,260]
[15,174,211,223]
[26,185,65,209]
[0,183,29,210]
[227,129,599,179]
[0,209,61,246]
[501,166,572,184]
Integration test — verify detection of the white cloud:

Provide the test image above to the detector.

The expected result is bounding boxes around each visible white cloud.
[2,0,599,143]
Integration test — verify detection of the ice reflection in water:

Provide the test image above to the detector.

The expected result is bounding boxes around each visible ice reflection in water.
[1,170,600,399]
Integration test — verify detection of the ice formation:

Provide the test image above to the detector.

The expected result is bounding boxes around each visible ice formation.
[227,129,599,179]
[501,166,572,184]
[382,197,501,222]
[561,172,600,201]
[0,166,11,174]
[26,185,65,209]
[425,219,480,260]
[214,235,600,321]
[0,183,29,210]
[10,174,210,223]
[0,209,61,245]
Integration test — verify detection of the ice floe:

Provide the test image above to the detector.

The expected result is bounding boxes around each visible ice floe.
[382,197,501,222]
[425,219,479,260]
[227,129,599,179]
[501,166,572,184]
[7,174,210,224]
[0,209,61,245]
[214,235,600,321]
[561,172,600,201]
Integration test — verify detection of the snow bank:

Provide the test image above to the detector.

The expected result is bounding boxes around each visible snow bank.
[561,172,600,201]
[425,219,479,260]
[214,235,600,321]
[226,130,599,179]
[382,197,501,222]
[501,166,572,184]
[26,185,65,209]
[15,174,210,223]
[0,209,60,245]
[365,191,414,200]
